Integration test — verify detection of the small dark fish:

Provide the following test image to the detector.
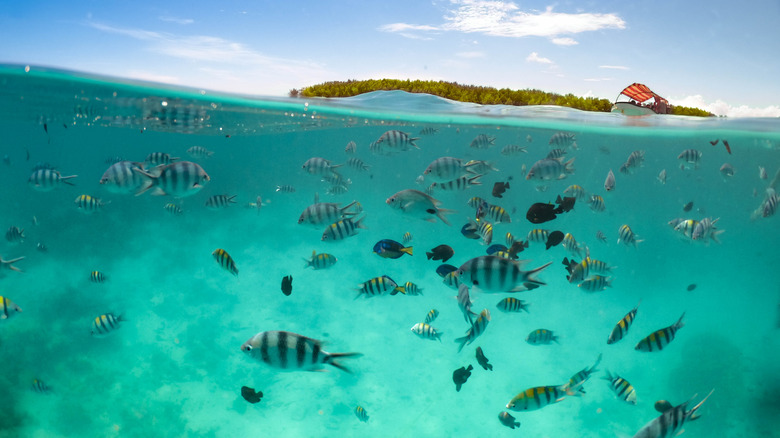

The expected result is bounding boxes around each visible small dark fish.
[562,257,578,275]
[507,240,529,257]
[486,244,507,255]
[526,203,558,224]
[476,347,492,371]
[683,201,694,212]
[709,139,719,146]
[492,181,510,198]
[373,239,413,259]
[654,400,673,413]
[241,386,263,404]
[686,284,697,292]
[281,275,293,296]
[723,140,731,154]
[43,123,48,134]
[426,244,454,262]
[461,222,480,239]
[452,364,473,392]
[436,264,458,277]
[26,149,30,161]
[546,231,564,249]
[498,411,521,429]
[554,195,576,213]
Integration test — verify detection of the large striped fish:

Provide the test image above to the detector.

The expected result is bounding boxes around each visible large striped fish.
[298,200,357,227]
[608,302,640,344]
[240,330,361,373]
[454,309,490,352]
[457,256,552,293]
[99,161,147,194]
[635,313,685,352]
[133,161,210,197]
[632,390,714,438]
[506,385,572,412]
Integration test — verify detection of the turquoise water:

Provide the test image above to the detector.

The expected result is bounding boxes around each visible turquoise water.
[1,64,779,437]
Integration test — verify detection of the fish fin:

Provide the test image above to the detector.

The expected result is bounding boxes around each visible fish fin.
[524,261,553,285]
[454,336,468,353]
[60,175,78,185]
[402,246,413,256]
[354,216,368,229]
[435,208,457,226]
[326,352,363,374]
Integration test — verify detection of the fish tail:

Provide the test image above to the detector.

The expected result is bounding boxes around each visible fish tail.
[425,251,434,260]
[436,208,457,226]
[454,336,469,353]
[390,286,406,295]
[402,246,413,256]
[326,352,363,373]
[689,389,715,421]
[524,261,553,285]
[564,157,576,174]
[354,216,368,230]
[132,167,156,196]
[302,258,312,269]
[675,312,686,330]
[60,175,78,185]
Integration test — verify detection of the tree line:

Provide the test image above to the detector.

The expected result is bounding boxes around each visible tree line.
[291,79,712,117]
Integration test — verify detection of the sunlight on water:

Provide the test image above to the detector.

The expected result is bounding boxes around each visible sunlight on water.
[1,65,779,438]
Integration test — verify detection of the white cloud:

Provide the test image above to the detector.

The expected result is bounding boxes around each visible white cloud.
[672,95,780,118]
[378,23,440,32]
[599,65,629,70]
[551,37,578,46]
[158,16,194,25]
[526,52,552,64]
[126,70,181,84]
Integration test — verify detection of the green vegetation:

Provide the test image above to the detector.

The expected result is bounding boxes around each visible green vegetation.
[293,79,712,116]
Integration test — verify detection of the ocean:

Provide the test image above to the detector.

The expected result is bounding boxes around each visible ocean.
[0,65,778,438]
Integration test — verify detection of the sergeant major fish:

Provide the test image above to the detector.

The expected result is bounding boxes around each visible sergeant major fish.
[212,248,238,276]
[322,216,367,241]
[608,301,641,344]
[635,313,685,352]
[1,296,22,319]
[303,251,337,270]
[454,309,490,352]
[91,313,124,336]
[134,161,210,197]
[632,390,714,438]
[411,322,443,341]
[457,256,552,293]
[603,370,637,404]
[28,168,77,191]
[240,330,361,373]
[506,385,574,412]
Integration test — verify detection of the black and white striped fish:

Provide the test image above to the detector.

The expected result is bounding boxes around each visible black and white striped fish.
[454,309,490,352]
[205,194,237,209]
[457,256,551,293]
[74,194,105,213]
[411,322,443,341]
[89,271,107,283]
[424,309,439,324]
[212,248,238,276]
[302,251,337,270]
[298,200,357,227]
[240,330,362,373]
[344,141,356,154]
[635,313,685,352]
[423,157,472,183]
[321,216,367,241]
[431,174,482,191]
[1,296,22,319]
[526,328,559,345]
[677,149,702,169]
[578,275,613,292]
[621,150,645,174]
[563,353,602,394]
[100,161,147,194]
[145,152,180,166]
[500,144,528,156]
[354,405,369,422]
[589,194,606,212]
[28,168,77,191]
[346,157,371,172]
[525,158,575,181]
[618,224,643,247]
[469,134,495,149]
[91,313,124,336]
[496,297,530,313]
[356,275,404,298]
[5,226,24,244]
[164,203,183,216]
[302,157,343,176]
[275,184,296,193]
[632,391,714,438]
[186,146,214,159]
[548,132,576,149]
[608,301,640,344]
[603,370,637,404]
[31,378,51,394]
[134,161,210,197]
[372,130,419,154]
[457,283,478,324]
[403,281,423,295]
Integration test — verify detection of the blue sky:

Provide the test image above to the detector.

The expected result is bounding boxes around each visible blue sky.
[2,0,779,116]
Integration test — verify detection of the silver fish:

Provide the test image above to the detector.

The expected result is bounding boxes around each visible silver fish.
[240,330,362,373]
[134,161,210,197]
[457,256,551,293]
[386,189,456,226]
[604,169,616,191]
[100,161,147,194]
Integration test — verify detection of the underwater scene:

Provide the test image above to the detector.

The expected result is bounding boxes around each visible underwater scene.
[1,65,779,438]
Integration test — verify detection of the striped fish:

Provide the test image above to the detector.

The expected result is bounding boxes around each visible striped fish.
[548,132,576,149]
[205,194,237,209]
[373,130,419,153]
[100,161,147,194]
[302,157,342,176]
[457,256,551,292]
[525,158,575,181]
[454,309,490,352]
[469,134,495,149]
[603,370,637,404]
[546,148,567,159]
[28,168,77,191]
[563,184,586,199]
[354,405,369,423]
[564,353,602,394]
[212,248,239,276]
[186,145,214,159]
[464,160,498,175]
[298,200,357,227]
[632,390,714,438]
[607,302,641,344]
[411,322,443,341]
[469,218,493,245]
[344,141,356,154]
[677,149,702,169]
[505,232,516,247]
[303,251,337,270]
[618,224,643,247]
[442,270,461,290]
[31,378,51,394]
[761,189,778,218]
[321,216,367,241]
[562,233,586,258]
[275,185,296,193]
[144,152,179,165]
[91,313,124,336]
[240,330,362,373]
[134,161,210,197]
[568,257,615,283]
[5,226,24,244]
[356,275,404,298]
[419,127,439,135]
[526,329,559,345]
[596,230,607,243]
[526,229,549,244]
[621,150,645,174]
[635,313,685,352]
[589,194,606,212]
[402,232,413,243]
[432,174,482,191]
[500,144,528,156]
[74,194,105,213]
[424,309,439,324]
[506,385,569,412]
[578,275,613,292]
[496,297,530,313]
[467,196,489,210]
[423,157,471,183]
[1,296,22,319]
[346,157,371,172]
[480,204,511,223]
[404,281,423,296]
[457,283,478,324]
[164,203,183,216]
[89,271,107,283]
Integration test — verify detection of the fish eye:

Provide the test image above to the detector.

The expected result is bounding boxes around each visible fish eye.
[243,345,252,351]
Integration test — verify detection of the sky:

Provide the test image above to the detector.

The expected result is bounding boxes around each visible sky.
[1,0,779,117]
